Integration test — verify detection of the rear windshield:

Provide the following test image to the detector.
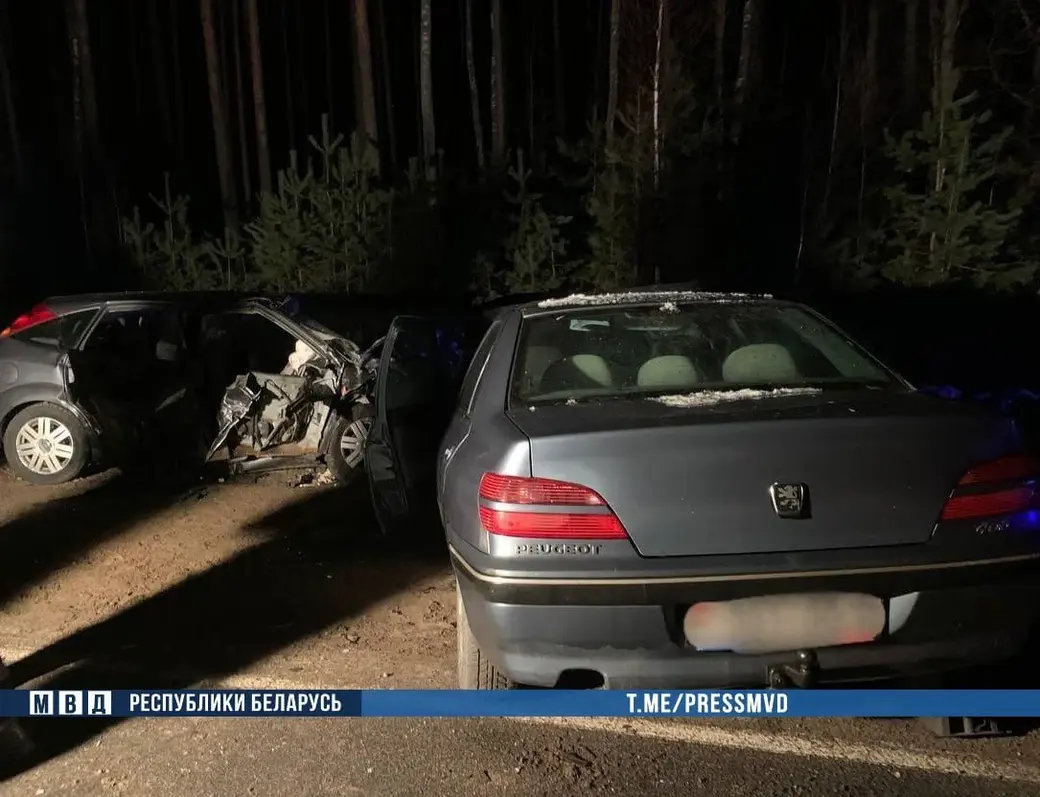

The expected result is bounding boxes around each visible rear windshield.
[510,303,900,404]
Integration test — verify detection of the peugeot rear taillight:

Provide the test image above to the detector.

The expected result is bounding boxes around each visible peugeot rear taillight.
[940,454,1040,521]
[478,473,629,539]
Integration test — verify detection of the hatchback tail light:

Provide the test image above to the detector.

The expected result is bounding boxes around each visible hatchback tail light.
[940,455,1040,521]
[1,304,57,338]
[478,473,629,539]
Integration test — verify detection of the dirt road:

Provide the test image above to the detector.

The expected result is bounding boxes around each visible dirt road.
[0,467,458,690]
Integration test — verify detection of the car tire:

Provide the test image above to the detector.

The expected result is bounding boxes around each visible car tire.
[2,404,89,486]
[325,404,373,484]
[457,588,513,690]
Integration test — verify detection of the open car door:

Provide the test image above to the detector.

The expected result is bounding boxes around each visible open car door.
[366,314,483,537]
[64,302,200,467]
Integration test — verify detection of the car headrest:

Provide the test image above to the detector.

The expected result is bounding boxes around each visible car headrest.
[722,344,799,383]
[637,355,700,388]
[522,345,563,387]
[570,354,613,386]
[539,354,614,394]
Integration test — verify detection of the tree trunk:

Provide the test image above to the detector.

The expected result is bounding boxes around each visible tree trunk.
[127,0,145,125]
[353,0,379,166]
[324,0,334,129]
[903,0,919,112]
[146,0,173,156]
[170,0,187,170]
[490,0,506,169]
[296,1,309,134]
[732,0,756,144]
[590,0,603,123]
[528,44,535,163]
[926,0,962,275]
[464,0,485,172]
[605,0,620,153]
[281,1,296,147]
[552,0,565,136]
[652,0,668,192]
[200,0,239,229]
[714,0,726,105]
[419,0,436,181]
[67,0,100,169]
[375,0,397,172]
[821,0,848,224]
[864,0,880,125]
[244,0,272,194]
[0,10,23,186]
[233,0,252,204]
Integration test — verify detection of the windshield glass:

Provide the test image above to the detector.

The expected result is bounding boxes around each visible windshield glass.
[510,303,901,404]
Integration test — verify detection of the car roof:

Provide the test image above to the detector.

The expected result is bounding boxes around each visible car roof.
[41,291,257,314]
[511,289,787,316]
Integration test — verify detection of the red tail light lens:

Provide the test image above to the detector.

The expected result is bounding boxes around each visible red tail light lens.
[940,455,1040,521]
[940,486,1035,521]
[478,473,628,540]
[1,304,57,338]
[958,455,1040,485]
[478,473,606,506]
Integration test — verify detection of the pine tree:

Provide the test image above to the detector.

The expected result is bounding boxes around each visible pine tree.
[878,88,1033,289]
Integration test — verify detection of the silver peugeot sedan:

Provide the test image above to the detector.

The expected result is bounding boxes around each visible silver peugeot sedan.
[364,290,1040,690]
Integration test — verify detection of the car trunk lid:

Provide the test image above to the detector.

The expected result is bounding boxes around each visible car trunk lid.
[507,391,1019,557]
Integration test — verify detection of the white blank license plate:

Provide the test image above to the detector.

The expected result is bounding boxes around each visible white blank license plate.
[683,593,886,655]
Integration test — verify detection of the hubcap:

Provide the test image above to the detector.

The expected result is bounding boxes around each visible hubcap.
[14,416,75,476]
[339,418,371,468]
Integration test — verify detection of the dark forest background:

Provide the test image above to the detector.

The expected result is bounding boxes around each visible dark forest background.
[1,0,1040,369]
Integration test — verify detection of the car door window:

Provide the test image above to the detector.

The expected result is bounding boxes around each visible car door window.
[203,311,318,377]
[385,322,443,412]
[80,307,184,394]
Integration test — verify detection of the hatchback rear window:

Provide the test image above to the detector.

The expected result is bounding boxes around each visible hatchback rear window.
[11,309,97,348]
[510,302,899,404]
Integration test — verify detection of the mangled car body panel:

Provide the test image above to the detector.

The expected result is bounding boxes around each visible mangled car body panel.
[200,298,372,473]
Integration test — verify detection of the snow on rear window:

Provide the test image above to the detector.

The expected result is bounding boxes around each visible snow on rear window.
[537,291,770,308]
[651,388,822,408]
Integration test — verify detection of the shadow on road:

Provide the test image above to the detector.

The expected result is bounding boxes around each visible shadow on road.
[0,469,214,611]
[1,480,450,780]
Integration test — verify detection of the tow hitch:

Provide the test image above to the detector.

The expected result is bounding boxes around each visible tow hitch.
[768,649,819,689]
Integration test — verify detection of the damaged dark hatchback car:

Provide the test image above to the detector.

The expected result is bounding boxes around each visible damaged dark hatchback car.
[0,292,379,485]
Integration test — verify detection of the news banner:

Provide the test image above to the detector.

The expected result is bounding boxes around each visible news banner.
[5,689,1040,718]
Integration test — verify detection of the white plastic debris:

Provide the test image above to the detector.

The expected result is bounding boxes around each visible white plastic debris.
[537,291,771,308]
[282,339,318,375]
[651,388,822,408]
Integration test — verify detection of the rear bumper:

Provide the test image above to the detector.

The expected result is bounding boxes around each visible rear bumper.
[451,547,1040,689]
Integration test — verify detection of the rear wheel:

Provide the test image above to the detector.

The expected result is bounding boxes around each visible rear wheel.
[3,404,89,486]
[457,588,513,690]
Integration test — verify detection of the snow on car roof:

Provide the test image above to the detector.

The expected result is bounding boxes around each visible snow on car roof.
[650,387,822,408]
[535,291,772,309]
